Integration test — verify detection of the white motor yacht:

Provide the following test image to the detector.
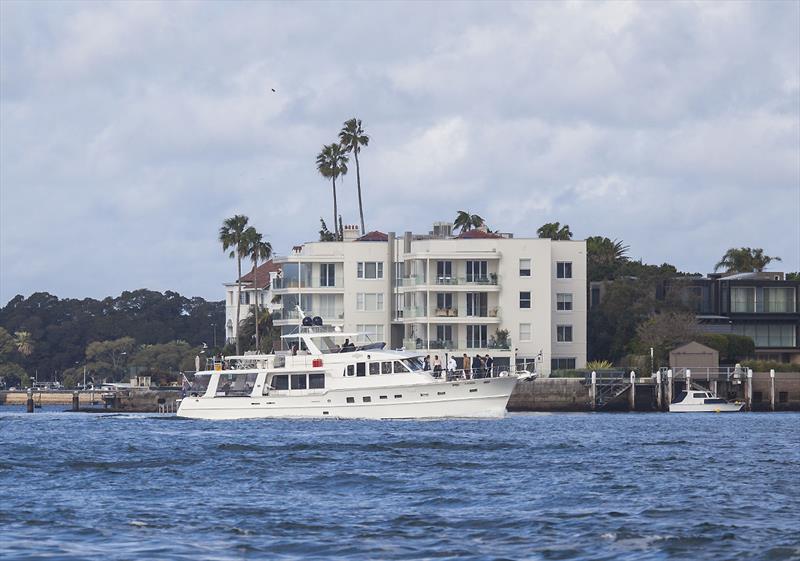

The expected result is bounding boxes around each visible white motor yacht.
[177,329,525,420]
[669,390,743,413]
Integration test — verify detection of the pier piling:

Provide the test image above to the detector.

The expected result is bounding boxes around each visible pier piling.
[655,370,662,410]
[686,369,692,393]
[629,371,636,411]
[26,388,34,413]
[590,371,597,410]
[72,391,79,412]
[770,369,776,411]
[747,369,753,411]
[667,369,673,407]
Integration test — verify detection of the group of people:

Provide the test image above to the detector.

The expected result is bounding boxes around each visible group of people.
[421,353,495,379]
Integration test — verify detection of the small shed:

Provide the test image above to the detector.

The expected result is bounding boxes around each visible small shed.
[669,341,719,369]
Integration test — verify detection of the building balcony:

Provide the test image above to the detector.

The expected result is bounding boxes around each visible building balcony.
[397,307,501,322]
[397,275,500,291]
[271,309,344,323]
[272,278,344,292]
[401,338,512,351]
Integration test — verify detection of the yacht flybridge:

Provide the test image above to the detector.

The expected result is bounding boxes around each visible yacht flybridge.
[177,326,526,420]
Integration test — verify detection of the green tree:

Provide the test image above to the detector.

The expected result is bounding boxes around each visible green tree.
[86,337,135,381]
[453,211,485,234]
[339,118,370,235]
[587,236,629,281]
[238,310,281,353]
[0,327,15,357]
[316,143,349,239]
[786,272,799,281]
[13,331,33,356]
[537,222,572,240]
[219,215,250,355]
[242,227,273,352]
[633,311,699,369]
[714,247,781,273]
[319,218,336,241]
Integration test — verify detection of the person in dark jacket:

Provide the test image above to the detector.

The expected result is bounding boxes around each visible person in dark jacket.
[474,353,484,378]
[484,354,494,377]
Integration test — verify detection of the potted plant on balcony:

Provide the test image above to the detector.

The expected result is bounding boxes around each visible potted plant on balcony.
[490,329,509,349]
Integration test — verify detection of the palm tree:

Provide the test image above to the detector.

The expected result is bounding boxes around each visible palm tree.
[339,118,370,235]
[316,143,349,239]
[537,222,573,240]
[453,211,485,234]
[219,214,250,355]
[714,247,781,273]
[587,236,629,281]
[13,331,33,356]
[242,227,273,352]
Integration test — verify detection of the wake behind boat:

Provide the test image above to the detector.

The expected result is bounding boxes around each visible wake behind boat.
[669,390,743,413]
[177,322,525,420]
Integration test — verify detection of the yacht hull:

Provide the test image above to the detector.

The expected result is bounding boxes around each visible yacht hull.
[669,402,743,413]
[177,376,517,420]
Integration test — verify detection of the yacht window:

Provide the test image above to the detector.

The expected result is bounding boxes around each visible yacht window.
[187,373,211,395]
[704,398,727,404]
[346,397,354,404]
[363,396,371,403]
[394,394,402,398]
[369,362,380,375]
[309,373,325,389]
[272,375,289,390]
[381,361,392,374]
[393,361,408,373]
[380,395,388,400]
[356,362,366,377]
[693,392,706,398]
[216,372,258,396]
[291,374,307,390]
[402,357,425,371]
[346,365,355,377]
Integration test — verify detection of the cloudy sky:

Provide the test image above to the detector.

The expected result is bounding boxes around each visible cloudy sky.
[1,0,798,304]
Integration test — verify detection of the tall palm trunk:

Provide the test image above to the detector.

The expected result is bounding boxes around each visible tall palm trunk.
[253,260,260,351]
[354,149,365,234]
[332,176,339,239]
[235,255,242,355]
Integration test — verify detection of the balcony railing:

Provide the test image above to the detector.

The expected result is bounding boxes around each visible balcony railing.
[272,309,344,321]
[398,275,500,287]
[272,278,343,290]
[401,337,512,350]
[404,307,501,319]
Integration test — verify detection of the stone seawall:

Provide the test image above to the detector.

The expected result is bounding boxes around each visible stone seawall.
[507,379,591,412]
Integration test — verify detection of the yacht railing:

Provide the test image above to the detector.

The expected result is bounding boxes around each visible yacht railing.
[429,365,532,381]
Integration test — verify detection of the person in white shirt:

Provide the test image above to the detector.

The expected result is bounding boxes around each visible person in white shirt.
[447,355,457,380]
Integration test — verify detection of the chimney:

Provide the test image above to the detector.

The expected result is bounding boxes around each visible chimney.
[342,224,360,242]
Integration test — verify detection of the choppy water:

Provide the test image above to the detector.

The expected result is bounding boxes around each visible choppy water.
[0,408,798,561]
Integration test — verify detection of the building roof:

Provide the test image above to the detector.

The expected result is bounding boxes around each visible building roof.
[239,259,280,289]
[356,230,389,242]
[456,229,504,239]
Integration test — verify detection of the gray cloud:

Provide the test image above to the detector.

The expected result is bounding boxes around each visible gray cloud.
[1,0,798,303]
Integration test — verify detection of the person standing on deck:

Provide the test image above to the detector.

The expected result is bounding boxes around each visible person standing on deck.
[447,355,457,380]
[485,354,494,378]
[474,353,484,378]
[424,355,431,371]
[433,355,442,377]
[462,354,471,379]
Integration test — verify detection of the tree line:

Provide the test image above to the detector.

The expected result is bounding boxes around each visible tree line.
[0,290,223,388]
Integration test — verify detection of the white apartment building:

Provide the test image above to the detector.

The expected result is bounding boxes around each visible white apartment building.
[240,223,587,375]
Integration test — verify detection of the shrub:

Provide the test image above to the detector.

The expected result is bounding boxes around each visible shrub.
[741,361,798,373]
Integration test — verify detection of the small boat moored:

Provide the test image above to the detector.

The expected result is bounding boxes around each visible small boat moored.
[669,390,743,413]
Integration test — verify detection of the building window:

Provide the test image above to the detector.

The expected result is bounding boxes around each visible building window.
[436,261,452,282]
[318,294,339,318]
[436,325,453,345]
[466,260,488,283]
[556,262,572,279]
[557,293,573,311]
[733,286,798,314]
[519,323,531,342]
[436,293,453,310]
[551,358,576,370]
[557,325,573,342]
[356,293,384,311]
[320,263,336,287]
[357,261,384,279]
[731,323,796,348]
[466,292,487,316]
[356,324,385,343]
[519,259,531,277]
[520,291,531,309]
[467,325,488,348]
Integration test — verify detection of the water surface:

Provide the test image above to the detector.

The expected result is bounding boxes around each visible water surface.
[1,410,798,560]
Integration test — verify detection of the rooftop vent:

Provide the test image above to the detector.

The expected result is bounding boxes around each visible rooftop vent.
[432,222,453,238]
[342,224,361,242]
